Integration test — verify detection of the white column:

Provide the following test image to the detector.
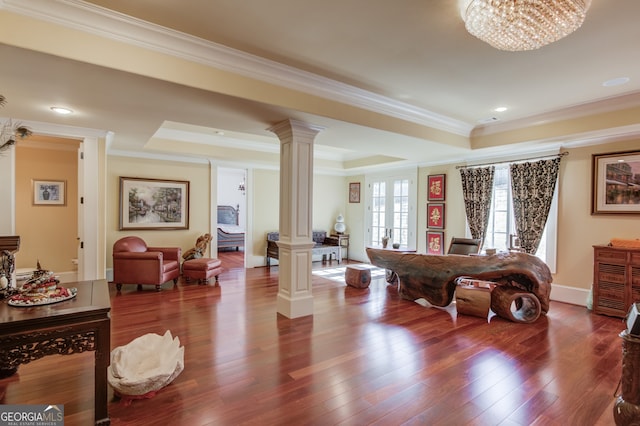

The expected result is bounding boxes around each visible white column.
[269,119,323,318]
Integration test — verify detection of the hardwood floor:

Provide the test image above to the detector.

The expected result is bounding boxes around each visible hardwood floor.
[0,257,627,425]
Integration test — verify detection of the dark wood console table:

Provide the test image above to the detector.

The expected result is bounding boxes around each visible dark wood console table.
[0,279,111,425]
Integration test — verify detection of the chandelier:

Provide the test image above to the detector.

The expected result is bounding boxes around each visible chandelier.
[459,0,592,51]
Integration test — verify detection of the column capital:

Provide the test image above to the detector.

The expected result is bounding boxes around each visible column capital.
[268,119,325,141]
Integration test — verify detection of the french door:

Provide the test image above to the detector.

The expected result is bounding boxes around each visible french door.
[366,169,417,250]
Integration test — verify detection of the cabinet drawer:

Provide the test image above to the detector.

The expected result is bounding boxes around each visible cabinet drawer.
[597,263,626,283]
[595,298,626,317]
[632,252,640,266]
[596,249,628,263]
[633,266,640,287]
[596,280,625,299]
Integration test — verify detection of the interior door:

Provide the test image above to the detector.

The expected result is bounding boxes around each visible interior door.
[77,143,84,280]
[366,169,417,250]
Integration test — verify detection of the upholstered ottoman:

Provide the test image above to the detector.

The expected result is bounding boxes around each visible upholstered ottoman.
[345,265,371,288]
[182,258,223,284]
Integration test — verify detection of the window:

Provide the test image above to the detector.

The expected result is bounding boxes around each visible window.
[482,164,557,272]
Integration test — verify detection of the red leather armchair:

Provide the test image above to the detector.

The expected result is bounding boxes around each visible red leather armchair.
[112,236,181,291]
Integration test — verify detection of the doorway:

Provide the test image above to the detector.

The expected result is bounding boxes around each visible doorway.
[365,169,418,250]
[216,167,246,267]
[14,136,80,282]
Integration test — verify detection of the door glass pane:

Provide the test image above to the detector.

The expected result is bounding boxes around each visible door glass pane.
[371,181,386,246]
[391,179,409,246]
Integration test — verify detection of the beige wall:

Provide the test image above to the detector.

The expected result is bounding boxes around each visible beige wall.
[103,138,640,299]
[313,174,348,233]
[343,175,366,260]
[249,168,350,264]
[106,156,210,268]
[106,159,349,269]
[250,168,279,265]
[15,140,79,273]
[554,140,640,290]
[419,139,640,297]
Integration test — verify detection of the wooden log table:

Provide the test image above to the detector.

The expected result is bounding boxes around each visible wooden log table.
[366,248,552,319]
[0,279,111,425]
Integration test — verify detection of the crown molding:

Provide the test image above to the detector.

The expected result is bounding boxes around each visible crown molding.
[1,117,108,140]
[472,91,640,137]
[0,0,472,137]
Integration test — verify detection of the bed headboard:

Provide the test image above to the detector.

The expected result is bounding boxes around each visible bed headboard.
[217,205,239,225]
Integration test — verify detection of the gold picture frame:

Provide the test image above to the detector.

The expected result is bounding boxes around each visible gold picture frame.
[592,150,640,214]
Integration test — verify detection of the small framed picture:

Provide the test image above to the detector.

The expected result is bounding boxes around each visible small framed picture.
[427,174,446,201]
[592,150,640,214]
[349,182,361,203]
[427,230,444,255]
[427,203,445,229]
[33,180,66,206]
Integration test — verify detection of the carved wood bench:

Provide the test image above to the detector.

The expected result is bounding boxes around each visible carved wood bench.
[266,231,340,266]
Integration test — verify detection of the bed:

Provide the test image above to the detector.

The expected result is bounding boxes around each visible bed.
[217,205,244,251]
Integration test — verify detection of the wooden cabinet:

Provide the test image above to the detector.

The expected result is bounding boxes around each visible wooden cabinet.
[593,245,640,318]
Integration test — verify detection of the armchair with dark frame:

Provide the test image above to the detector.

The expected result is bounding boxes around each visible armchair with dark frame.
[447,237,482,255]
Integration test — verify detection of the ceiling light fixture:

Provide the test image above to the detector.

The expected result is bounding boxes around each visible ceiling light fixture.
[494,106,507,112]
[50,106,73,115]
[459,0,592,51]
[602,77,630,87]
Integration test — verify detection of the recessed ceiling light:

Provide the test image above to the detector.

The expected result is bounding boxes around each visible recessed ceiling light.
[50,106,73,115]
[494,107,507,112]
[602,77,630,87]
[478,117,499,124]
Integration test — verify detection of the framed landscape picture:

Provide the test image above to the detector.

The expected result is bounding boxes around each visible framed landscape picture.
[592,150,640,214]
[33,179,66,206]
[427,230,445,255]
[427,174,446,201]
[119,177,190,230]
[427,203,445,229]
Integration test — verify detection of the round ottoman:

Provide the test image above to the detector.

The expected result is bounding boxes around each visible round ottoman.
[345,265,372,288]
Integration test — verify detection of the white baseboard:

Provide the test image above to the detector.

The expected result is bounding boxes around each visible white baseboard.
[550,283,590,307]
[56,271,78,284]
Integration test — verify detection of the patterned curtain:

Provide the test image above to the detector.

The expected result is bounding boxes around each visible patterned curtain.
[459,166,495,242]
[510,157,561,254]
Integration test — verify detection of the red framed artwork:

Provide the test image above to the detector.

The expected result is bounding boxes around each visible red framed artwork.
[427,174,446,201]
[427,203,445,229]
[427,230,445,255]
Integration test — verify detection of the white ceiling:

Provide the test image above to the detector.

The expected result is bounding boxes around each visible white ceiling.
[1,0,639,173]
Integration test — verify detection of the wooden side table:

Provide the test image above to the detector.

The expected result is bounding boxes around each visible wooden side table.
[0,279,111,425]
[329,234,350,261]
